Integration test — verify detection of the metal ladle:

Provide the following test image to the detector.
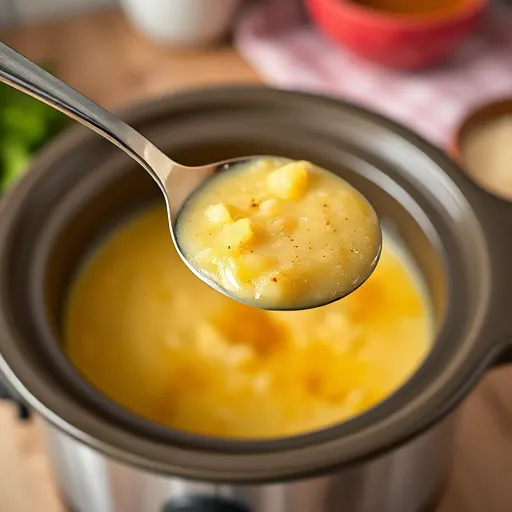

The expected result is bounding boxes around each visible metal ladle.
[0,42,381,310]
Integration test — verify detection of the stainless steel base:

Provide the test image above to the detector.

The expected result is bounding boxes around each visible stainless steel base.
[62,495,443,512]
[43,418,454,512]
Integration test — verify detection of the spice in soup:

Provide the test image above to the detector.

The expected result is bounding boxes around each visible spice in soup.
[461,114,512,201]
[176,157,381,309]
[64,206,431,439]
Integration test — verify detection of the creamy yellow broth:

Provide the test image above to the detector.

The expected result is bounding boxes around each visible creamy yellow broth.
[65,206,431,439]
[176,158,381,309]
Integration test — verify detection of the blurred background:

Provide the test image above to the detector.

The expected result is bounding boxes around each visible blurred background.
[0,0,512,511]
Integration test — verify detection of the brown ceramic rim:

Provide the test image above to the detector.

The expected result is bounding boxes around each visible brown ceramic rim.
[0,86,510,483]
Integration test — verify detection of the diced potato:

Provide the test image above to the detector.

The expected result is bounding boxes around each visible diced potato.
[197,321,255,366]
[254,273,289,303]
[194,248,218,273]
[218,263,245,293]
[226,344,255,367]
[258,198,281,216]
[221,218,253,251]
[205,203,232,226]
[196,323,230,359]
[228,254,274,282]
[267,160,310,200]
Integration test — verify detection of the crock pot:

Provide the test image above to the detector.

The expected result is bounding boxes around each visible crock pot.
[0,87,511,512]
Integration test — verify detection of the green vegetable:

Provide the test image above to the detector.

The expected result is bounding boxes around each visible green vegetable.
[1,102,49,145]
[0,63,69,191]
[0,137,32,189]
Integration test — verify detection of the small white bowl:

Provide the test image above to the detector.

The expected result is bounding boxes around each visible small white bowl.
[121,0,244,47]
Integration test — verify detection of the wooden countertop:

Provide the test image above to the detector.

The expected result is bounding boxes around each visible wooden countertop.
[1,7,512,512]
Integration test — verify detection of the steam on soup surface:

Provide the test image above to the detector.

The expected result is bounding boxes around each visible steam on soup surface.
[64,206,431,439]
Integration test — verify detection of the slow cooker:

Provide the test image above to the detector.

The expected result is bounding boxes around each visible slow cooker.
[0,87,511,512]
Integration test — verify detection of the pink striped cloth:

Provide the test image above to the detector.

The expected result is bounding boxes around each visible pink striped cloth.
[234,0,512,146]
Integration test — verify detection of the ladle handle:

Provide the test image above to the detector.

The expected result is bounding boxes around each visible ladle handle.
[0,42,171,186]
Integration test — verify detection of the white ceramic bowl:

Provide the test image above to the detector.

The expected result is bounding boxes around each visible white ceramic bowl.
[121,0,244,47]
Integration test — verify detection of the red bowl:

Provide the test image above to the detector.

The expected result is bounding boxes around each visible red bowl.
[305,0,489,70]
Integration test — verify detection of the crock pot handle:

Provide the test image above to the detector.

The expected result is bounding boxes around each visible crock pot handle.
[483,193,512,368]
[0,375,31,421]
[491,345,512,367]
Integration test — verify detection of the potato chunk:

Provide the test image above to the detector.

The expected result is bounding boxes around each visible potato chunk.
[253,271,292,303]
[222,218,253,251]
[267,161,310,200]
[228,254,274,282]
[194,248,217,273]
[205,203,232,226]
[259,198,281,216]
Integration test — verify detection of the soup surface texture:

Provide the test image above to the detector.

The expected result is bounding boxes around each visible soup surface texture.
[65,206,431,439]
[176,157,381,309]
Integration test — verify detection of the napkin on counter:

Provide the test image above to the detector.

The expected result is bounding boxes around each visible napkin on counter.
[234,0,512,145]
